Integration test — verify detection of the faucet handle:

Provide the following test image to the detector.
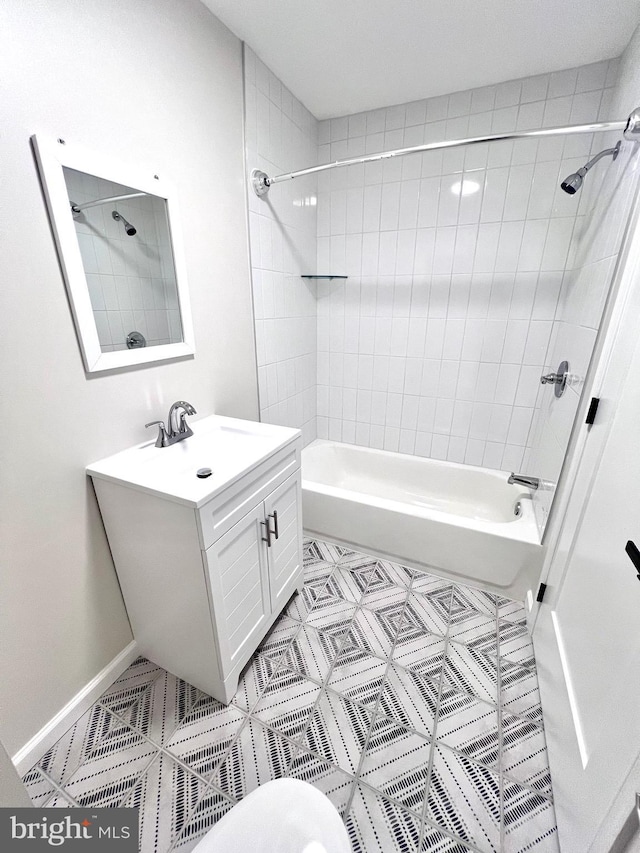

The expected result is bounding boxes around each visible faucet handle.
[145,420,169,448]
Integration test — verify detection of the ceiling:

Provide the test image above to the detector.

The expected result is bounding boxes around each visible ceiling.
[201,0,639,120]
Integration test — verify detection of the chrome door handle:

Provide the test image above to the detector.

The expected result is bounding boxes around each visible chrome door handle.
[261,520,272,547]
[269,510,279,540]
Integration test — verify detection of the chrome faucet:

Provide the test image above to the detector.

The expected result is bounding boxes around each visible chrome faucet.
[145,400,197,447]
[168,401,197,437]
[508,472,540,490]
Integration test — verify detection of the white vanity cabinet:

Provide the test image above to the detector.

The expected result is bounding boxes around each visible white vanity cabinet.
[87,415,303,704]
[201,471,302,685]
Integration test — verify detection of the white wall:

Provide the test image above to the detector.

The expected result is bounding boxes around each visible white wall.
[0,742,31,807]
[244,46,319,446]
[314,63,617,469]
[0,0,257,756]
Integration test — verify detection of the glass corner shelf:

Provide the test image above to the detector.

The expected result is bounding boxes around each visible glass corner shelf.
[300,274,348,280]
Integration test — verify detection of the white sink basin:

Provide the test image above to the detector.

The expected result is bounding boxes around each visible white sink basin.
[87,414,300,507]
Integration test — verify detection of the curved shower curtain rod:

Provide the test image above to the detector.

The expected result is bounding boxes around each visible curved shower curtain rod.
[70,192,147,213]
[251,107,640,197]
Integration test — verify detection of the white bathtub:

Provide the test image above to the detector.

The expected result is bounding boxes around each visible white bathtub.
[302,440,543,601]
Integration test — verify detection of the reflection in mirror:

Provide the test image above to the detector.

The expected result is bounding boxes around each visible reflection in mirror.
[31,134,194,373]
[64,168,183,353]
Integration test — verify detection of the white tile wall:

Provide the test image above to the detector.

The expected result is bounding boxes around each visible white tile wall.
[244,45,319,445]
[315,60,618,473]
[244,49,628,522]
[66,169,181,352]
[527,110,640,532]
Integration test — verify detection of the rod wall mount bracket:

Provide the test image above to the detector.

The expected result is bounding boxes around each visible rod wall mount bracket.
[624,108,640,141]
[251,169,271,197]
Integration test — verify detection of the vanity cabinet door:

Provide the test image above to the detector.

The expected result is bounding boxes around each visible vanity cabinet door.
[204,502,270,675]
[264,474,303,613]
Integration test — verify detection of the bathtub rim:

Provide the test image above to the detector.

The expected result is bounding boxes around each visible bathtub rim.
[302,439,541,546]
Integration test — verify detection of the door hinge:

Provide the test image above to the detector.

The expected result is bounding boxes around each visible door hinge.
[585,397,600,425]
[536,582,547,603]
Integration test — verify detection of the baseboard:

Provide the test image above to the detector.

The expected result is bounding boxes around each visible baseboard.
[12,641,138,777]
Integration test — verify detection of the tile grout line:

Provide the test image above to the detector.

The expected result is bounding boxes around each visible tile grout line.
[285,550,381,813]
[497,602,505,852]
[189,710,258,799]
[62,677,204,813]
[242,547,373,802]
[167,778,237,853]
[417,583,453,852]
[37,766,81,808]
[27,664,167,794]
[47,701,163,808]
[345,564,433,844]
[283,550,403,822]
[96,677,201,749]
[118,749,235,853]
[27,663,177,809]
[342,562,424,834]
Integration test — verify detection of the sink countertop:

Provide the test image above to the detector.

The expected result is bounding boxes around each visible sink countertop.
[86,414,301,508]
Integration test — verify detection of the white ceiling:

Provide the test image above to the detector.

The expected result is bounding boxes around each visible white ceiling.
[201,0,640,120]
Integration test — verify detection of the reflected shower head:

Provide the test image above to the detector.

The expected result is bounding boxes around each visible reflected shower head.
[560,140,621,194]
[112,210,137,236]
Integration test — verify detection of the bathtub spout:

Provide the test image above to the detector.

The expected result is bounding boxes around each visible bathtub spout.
[508,472,540,490]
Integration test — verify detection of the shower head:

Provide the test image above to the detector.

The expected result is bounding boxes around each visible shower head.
[112,210,137,236]
[560,168,587,195]
[560,141,621,194]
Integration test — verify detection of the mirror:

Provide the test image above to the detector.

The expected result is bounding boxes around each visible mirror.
[32,135,195,372]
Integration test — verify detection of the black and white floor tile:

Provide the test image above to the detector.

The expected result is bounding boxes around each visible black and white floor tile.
[23,538,558,853]
[164,694,246,779]
[359,713,431,814]
[122,752,208,853]
[213,716,297,800]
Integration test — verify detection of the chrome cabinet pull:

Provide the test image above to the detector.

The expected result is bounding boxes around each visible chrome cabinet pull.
[261,520,271,547]
[270,510,279,540]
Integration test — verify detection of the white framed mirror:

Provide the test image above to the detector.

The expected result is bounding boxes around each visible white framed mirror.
[32,135,195,373]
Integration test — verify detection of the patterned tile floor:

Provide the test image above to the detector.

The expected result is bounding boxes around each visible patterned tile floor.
[22,539,559,853]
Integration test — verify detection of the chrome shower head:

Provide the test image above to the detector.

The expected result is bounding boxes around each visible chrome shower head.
[560,141,621,195]
[112,210,137,236]
[561,168,587,195]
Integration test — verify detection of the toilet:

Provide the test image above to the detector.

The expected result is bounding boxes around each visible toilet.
[192,778,352,852]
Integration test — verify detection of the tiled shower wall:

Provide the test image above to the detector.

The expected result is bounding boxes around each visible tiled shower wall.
[315,61,618,470]
[244,46,319,446]
[528,43,640,530]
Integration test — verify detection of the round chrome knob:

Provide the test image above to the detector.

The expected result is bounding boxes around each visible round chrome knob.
[540,360,569,397]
